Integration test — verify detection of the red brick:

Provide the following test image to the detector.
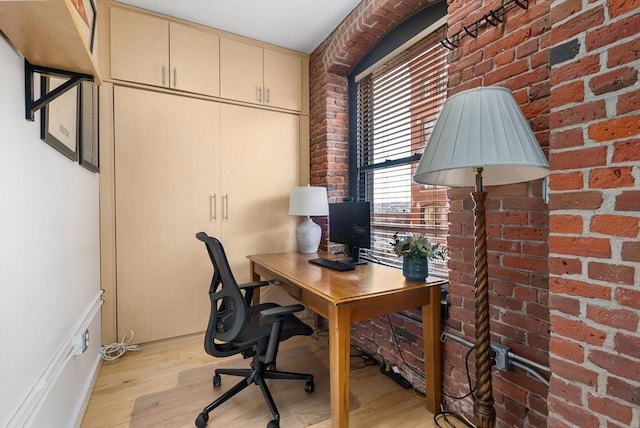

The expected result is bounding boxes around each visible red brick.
[550,235,612,258]
[617,89,640,115]
[549,277,612,300]
[608,38,640,68]
[621,241,640,262]
[615,190,640,211]
[608,0,640,18]
[548,374,583,408]
[587,393,633,425]
[502,255,548,272]
[550,55,601,84]
[550,100,607,128]
[615,288,640,310]
[484,60,529,86]
[586,13,640,51]
[587,304,639,331]
[551,315,608,347]
[589,167,635,189]
[549,336,584,362]
[550,0,583,25]
[549,171,584,191]
[548,190,603,210]
[607,376,640,406]
[549,215,583,233]
[517,37,539,59]
[550,80,584,108]
[612,139,640,163]
[589,262,635,285]
[549,256,583,276]
[551,6,605,45]
[590,214,640,237]
[589,67,638,95]
[550,127,584,149]
[550,353,601,386]
[614,332,640,359]
[588,115,640,142]
[550,146,607,169]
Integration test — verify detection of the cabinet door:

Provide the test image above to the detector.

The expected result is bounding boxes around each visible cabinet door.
[110,8,168,87]
[170,22,220,97]
[220,105,299,283]
[264,49,302,111]
[219,38,264,105]
[114,87,220,343]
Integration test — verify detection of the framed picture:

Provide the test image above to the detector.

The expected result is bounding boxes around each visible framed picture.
[41,76,79,161]
[70,0,97,53]
[79,82,99,172]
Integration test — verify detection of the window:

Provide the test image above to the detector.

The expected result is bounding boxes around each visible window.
[354,24,449,276]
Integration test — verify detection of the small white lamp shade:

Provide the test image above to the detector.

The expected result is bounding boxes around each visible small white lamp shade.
[289,186,329,254]
[413,86,549,187]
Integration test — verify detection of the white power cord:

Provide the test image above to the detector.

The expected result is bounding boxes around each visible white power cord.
[100,330,140,361]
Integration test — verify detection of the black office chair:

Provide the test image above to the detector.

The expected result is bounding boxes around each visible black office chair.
[194,232,315,428]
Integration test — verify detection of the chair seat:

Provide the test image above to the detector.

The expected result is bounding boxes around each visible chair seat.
[233,303,313,350]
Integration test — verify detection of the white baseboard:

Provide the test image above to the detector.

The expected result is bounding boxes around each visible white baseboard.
[6,291,103,428]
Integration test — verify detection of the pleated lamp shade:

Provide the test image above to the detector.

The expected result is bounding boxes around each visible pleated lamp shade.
[413,86,549,187]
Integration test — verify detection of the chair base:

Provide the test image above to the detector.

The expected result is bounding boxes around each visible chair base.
[195,357,314,428]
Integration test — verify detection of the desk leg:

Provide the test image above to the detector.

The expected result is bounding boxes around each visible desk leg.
[423,285,442,414]
[329,304,350,428]
[249,261,261,305]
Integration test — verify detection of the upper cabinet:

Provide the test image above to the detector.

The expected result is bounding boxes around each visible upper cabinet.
[220,38,302,112]
[110,7,220,97]
[0,0,100,80]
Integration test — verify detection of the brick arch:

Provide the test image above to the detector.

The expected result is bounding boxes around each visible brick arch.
[308,0,442,202]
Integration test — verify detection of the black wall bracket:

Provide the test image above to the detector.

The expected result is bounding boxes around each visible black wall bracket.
[24,59,93,121]
[441,0,529,50]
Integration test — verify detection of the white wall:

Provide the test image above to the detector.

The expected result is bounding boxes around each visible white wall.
[0,35,102,428]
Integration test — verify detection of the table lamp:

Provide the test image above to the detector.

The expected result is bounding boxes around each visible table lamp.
[289,186,329,254]
[413,86,549,428]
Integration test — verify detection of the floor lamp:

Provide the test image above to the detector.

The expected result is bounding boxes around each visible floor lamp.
[413,87,549,428]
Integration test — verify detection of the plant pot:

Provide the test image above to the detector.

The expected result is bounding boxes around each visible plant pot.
[402,257,429,281]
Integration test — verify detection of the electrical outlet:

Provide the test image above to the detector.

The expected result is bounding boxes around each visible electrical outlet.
[490,342,511,372]
[73,329,90,356]
[81,328,89,353]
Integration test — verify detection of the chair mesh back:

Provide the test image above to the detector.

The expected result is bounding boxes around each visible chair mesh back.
[196,232,247,354]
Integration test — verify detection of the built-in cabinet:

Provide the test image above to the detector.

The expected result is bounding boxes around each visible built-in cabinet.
[101,2,308,343]
[220,38,303,111]
[112,87,299,343]
[110,7,220,96]
[109,6,303,111]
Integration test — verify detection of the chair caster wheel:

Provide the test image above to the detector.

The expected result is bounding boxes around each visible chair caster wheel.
[305,380,315,393]
[213,373,221,387]
[195,412,209,428]
[267,419,279,428]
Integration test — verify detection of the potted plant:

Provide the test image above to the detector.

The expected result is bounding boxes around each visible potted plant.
[392,233,446,281]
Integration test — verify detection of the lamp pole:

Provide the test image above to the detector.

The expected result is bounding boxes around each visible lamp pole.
[471,167,495,427]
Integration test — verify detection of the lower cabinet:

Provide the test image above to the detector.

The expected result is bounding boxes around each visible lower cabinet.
[113,86,299,343]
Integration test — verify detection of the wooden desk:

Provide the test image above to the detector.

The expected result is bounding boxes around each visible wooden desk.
[247,252,445,427]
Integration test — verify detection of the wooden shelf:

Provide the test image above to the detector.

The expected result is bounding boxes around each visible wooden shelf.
[0,0,101,82]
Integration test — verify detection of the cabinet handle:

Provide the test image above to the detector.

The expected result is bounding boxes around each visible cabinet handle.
[173,67,177,87]
[257,86,262,103]
[162,66,166,86]
[209,194,217,221]
[265,87,270,104]
[223,194,229,220]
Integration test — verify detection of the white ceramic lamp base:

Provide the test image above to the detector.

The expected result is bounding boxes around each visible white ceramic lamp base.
[296,217,322,254]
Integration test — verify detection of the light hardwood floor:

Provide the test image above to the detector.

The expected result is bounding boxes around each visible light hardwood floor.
[81,330,461,428]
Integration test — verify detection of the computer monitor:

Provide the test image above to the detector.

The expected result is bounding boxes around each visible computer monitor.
[329,201,371,264]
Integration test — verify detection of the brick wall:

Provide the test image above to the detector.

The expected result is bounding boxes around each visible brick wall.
[547,1,640,427]
[442,1,552,425]
[309,0,639,426]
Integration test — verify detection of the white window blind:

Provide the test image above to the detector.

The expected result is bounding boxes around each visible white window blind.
[355,24,449,276]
